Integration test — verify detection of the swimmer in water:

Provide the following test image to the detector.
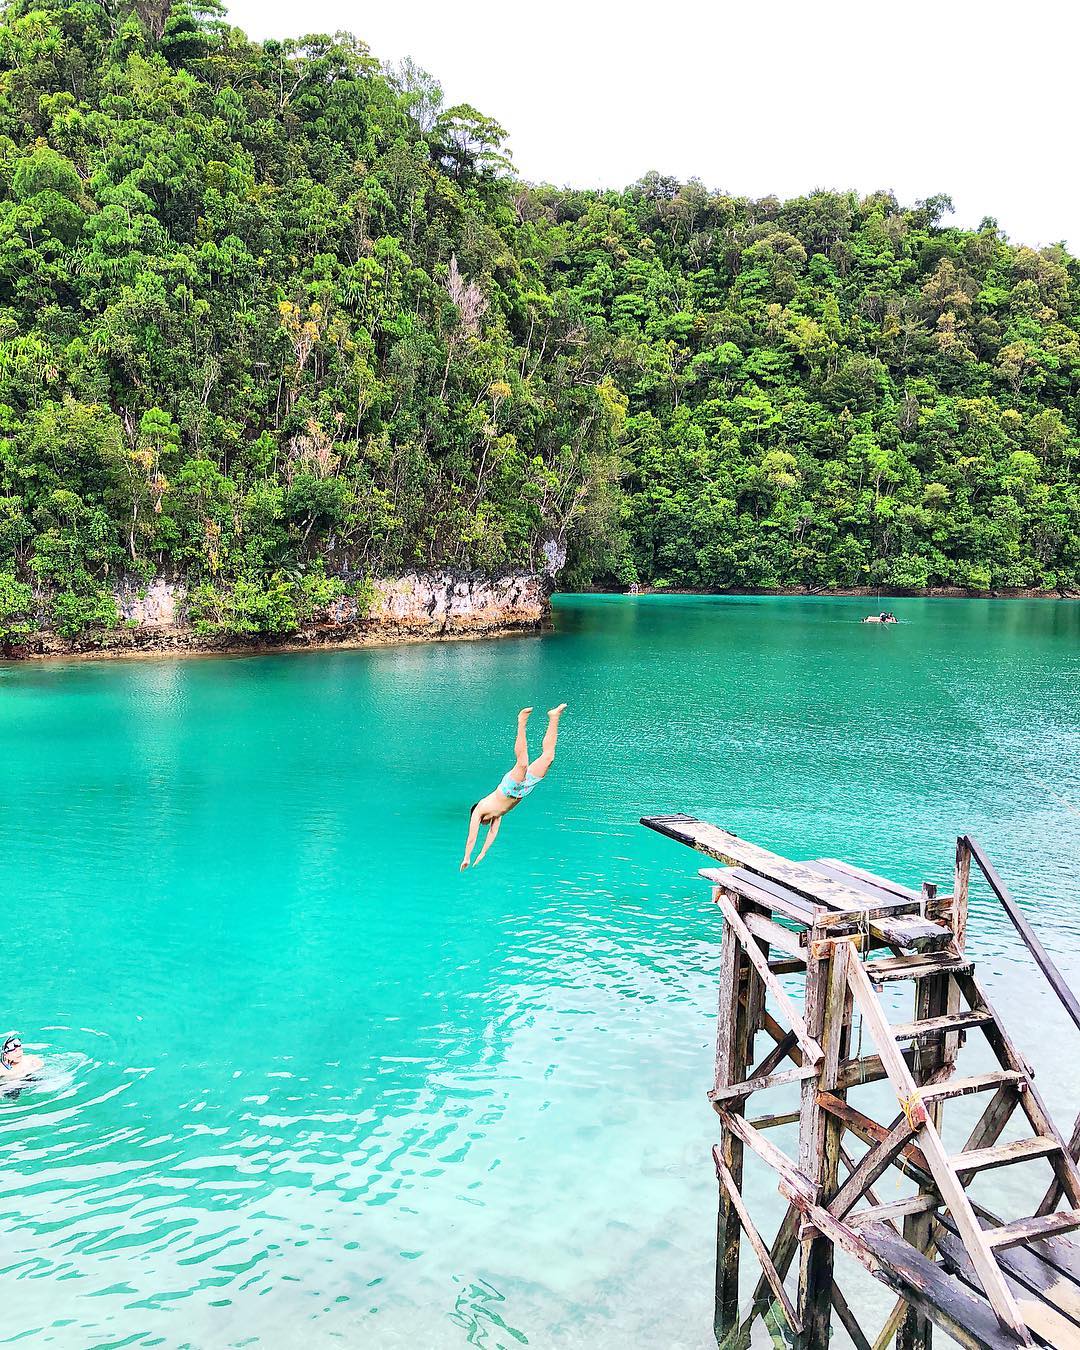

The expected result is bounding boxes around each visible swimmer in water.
[1,1034,42,1079]
[460,704,567,870]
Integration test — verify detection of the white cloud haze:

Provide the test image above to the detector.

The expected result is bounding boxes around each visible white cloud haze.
[225,0,1078,252]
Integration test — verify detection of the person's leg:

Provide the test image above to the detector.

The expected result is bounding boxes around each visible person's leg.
[528,703,567,780]
[506,707,532,783]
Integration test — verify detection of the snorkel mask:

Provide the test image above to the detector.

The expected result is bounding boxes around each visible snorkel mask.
[1,1035,22,1067]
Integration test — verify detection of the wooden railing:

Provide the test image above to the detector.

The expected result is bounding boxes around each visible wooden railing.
[962,835,1080,1034]
[961,834,1080,1214]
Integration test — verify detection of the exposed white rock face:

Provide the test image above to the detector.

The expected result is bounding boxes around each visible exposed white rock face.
[540,537,567,577]
[114,576,188,626]
[332,571,549,631]
[109,572,549,633]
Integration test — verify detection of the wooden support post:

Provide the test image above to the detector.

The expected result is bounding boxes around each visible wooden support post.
[712,892,755,1345]
[897,968,949,1350]
[715,892,824,1064]
[943,837,971,1073]
[796,937,851,1348]
[713,1146,802,1335]
[742,1202,801,1341]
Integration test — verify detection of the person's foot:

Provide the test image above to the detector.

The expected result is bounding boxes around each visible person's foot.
[548,703,567,716]
[518,707,533,719]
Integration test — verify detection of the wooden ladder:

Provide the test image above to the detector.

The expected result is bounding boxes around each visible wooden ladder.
[841,944,1080,1344]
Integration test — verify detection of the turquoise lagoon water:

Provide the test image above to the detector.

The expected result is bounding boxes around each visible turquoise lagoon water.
[1,595,1079,1348]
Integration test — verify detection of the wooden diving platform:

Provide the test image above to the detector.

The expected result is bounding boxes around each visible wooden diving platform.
[641,813,1080,1349]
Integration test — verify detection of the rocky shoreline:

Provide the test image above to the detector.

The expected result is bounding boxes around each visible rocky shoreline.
[3,571,552,662]
[613,585,1079,600]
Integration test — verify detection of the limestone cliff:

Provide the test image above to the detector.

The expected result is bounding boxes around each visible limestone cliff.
[16,572,551,659]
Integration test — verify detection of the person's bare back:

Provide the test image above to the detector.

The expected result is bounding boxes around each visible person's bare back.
[460,705,567,869]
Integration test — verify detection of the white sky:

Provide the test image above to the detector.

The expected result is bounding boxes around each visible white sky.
[225,0,1078,252]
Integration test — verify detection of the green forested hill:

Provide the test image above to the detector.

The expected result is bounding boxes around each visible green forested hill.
[1,1,1077,640]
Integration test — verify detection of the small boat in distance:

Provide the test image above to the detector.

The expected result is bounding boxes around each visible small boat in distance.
[862,611,898,624]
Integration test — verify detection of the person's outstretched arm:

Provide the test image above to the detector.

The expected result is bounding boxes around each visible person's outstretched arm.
[461,808,482,871]
[474,817,501,865]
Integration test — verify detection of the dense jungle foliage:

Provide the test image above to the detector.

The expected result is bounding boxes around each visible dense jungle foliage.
[1,0,1078,639]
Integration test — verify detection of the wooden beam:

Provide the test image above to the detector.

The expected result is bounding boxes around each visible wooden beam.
[742,1202,801,1341]
[808,857,925,904]
[748,1109,802,1131]
[949,1137,1060,1175]
[712,889,748,1341]
[848,1195,939,1229]
[776,1192,1029,1350]
[716,1108,817,1200]
[965,835,1080,1034]
[713,1146,802,1335]
[845,954,1033,1343]
[831,1278,874,1350]
[845,954,928,1128]
[960,973,1080,1211]
[817,1092,932,1177]
[715,891,824,1064]
[796,938,852,1346]
[828,1114,920,1220]
[709,1064,817,1103]
[937,1228,1080,1350]
[985,1209,1080,1252]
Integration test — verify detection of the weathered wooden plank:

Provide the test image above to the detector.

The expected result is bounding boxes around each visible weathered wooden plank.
[826,1093,1080,1308]
[950,1217,1080,1327]
[865,952,974,984]
[845,954,928,1127]
[716,1107,817,1199]
[748,1109,802,1131]
[1041,1109,1080,1217]
[715,891,825,1064]
[848,1195,939,1229]
[748,1029,799,1082]
[797,938,852,1345]
[837,1051,919,1091]
[768,957,807,976]
[817,1091,933,1176]
[701,865,818,924]
[957,1084,1023,1186]
[760,1009,804,1066]
[828,1113,920,1219]
[741,908,805,959]
[709,1063,817,1102]
[950,1138,1061,1174]
[713,1145,802,1334]
[938,1228,1080,1349]
[986,1211,1080,1252]
[712,891,749,1341]
[959,973,1080,1209]
[900,967,950,1350]
[701,866,817,927]
[807,857,925,904]
[921,1071,1024,1102]
[742,1202,802,1341]
[891,1010,993,1044]
[845,953,1032,1342]
[775,1190,1029,1350]
[732,864,921,922]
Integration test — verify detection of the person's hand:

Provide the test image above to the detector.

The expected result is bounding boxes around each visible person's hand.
[460,859,470,871]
